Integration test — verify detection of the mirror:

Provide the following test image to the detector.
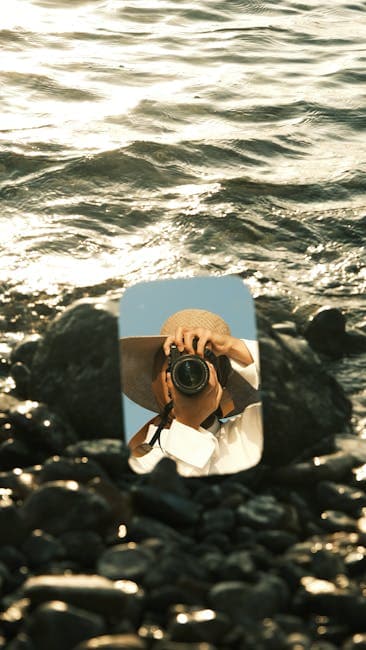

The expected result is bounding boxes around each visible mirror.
[119,275,263,476]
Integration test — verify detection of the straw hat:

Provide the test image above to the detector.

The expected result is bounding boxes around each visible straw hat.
[120,308,259,417]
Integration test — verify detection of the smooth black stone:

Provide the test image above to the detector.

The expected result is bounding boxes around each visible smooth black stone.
[273,451,355,485]
[98,544,154,582]
[236,495,285,529]
[21,481,112,535]
[255,529,298,552]
[5,633,35,650]
[282,541,346,582]
[25,601,105,650]
[39,455,109,484]
[0,469,38,500]
[344,549,366,577]
[60,531,105,567]
[304,307,346,358]
[335,436,366,466]
[216,550,256,581]
[0,497,27,546]
[147,458,189,498]
[22,530,64,568]
[10,336,42,369]
[65,439,130,480]
[148,585,199,612]
[74,634,147,649]
[0,546,27,572]
[293,575,358,618]
[193,484,223,507]
[0,438,35,470]
[317,481,366,516]
[143,549,207,590]
[30,299,123,440]
[209,574,289,623]
[200,507,235,535]
[168,607,231,644]
[7,401,77,455]
[308,614,350,644]
[153,643,216,650]
[126,516,191,545]
[22,574,145,619]
[319,511,358,533]
[10,363,31,399]
[131,485,200,527]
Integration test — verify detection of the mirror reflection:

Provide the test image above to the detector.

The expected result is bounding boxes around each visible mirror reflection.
[119,276,263,476]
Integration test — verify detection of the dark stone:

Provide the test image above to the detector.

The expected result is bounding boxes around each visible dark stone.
[39,455,110,484]
[200,507,235,535]
[64,439,130,480]
[21,481,112,535]
[126,516,191,545]
[317,481,366,517]
[255,298,352,467]
[147,458,189,498]
[5,633,35,650]
[0,598,30,638]
[10,335,42,369]
[60,531,105,567]
[0,468,38,500]
[6,401,77,456]
[148,585,199,612]
[216,550,256,580]
[74,635,147,649]
[22,574,145,620]
[209,574,289,623]
[98,544,153,582]
[25,601,105,650]
[273,451,355,485]
[343,634,366,649]
[319,511,358,533]
[293,575,358,618]
[131,485,200,527]
[236,495,286,529]
[255,530,298,553]
[168,607,231,644]
[30,298,123,440]
[153,643,216,650]
[0,495,27,546]
[0,438,35,471]
[22,530,64,568]
[304,307,347,358]
[10,363,31,399]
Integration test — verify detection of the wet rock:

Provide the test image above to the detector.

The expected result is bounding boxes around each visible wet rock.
[64,439,130,481]
[255,529,299,552]
[30,299,123,439]
[319,511,358,533]
[21,480,112,535]
[200,507,235,536]
[97,544,154,582]
[74,635,147,649]
[273,451,355,485]
[209,574,289,623]
[0,438,35,471]
[255,298,352,467]
[60,531,105,568]
[22,574,144,620]
[0,494,27,546]
[131,485,200,528]
[0,598,29,639]
[343,634,366,649]
[236,494,286,529]
[126,516,191,545]
[10,363,31,399]
[5,633,35,649]
[39,455,110,484]
[304,307,347,359]
[335,436,366,466]
[0,468,38,500]
[293,575,358,619]
[317,482,366,517]
[147,458,189,498]
[25,601,105,650]
[10,335,42,369]
[168,606,231,644]
[21,530,64,568]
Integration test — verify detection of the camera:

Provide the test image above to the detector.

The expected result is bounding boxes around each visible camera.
[167,340,231,396]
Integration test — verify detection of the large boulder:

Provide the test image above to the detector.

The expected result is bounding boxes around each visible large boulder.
[30,298,123,440]
[255,297,352,466]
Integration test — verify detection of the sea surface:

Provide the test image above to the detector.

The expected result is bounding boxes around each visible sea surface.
[0,0,365,430]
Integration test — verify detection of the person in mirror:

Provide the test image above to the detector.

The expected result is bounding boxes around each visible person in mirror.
[120,309,263,477]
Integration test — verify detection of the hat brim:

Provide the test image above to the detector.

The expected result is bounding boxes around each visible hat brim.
[119,336,260,417]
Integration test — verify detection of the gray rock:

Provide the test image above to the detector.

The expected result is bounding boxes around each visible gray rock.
[30,298,123,440]
[97,544,154,582]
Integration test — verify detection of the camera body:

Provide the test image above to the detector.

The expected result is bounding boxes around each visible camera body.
[167,341,231,396]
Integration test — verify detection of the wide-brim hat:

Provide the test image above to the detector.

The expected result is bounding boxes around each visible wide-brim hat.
[120,308,259,417]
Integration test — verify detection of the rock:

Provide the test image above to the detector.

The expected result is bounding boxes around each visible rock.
[304,307,347,359]
[21,481,112,535]
[343,634,366,649]
[22,574,144,620]
[39,455,110,484]
[30,299,123,440]
[64,439,130,480]
[60,531,105,568]
[273,451,355,485]
[236,495,286,529]
[74,634,147,649]
[317,482,366,517]
[0,495,27,546]
[97,544,154,582]
[21,530,64,568]
[25,601,105,650]
[10,335,42,369]
[10,363,31,399]
[255,298,352,467]
[168,607,232,644]
[209,574,289,623]
[5,401,77,456]
[319,511,358,533]
[131,485,200,528]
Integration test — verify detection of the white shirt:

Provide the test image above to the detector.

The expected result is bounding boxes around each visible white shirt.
[129,339,263,477]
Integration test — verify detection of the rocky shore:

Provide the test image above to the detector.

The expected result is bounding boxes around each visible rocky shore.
[1,289,366,649]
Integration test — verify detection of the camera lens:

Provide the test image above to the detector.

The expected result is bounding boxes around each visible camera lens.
[172,356,209,395]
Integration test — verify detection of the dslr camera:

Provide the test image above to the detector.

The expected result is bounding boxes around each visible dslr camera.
[167,339,231,396]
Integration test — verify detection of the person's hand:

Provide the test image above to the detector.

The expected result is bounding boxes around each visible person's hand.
[163,327,234,358]
[163,327,253,365]
[166,362,223,430]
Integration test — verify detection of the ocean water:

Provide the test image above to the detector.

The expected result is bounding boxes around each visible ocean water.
[0,0,365,428]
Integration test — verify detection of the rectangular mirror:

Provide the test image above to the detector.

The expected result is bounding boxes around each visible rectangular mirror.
[119,275,263,477]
